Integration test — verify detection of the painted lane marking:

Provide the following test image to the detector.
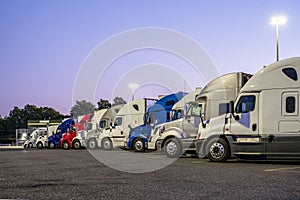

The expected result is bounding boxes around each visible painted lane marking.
[264,166,300,172]
[191,161,207,164]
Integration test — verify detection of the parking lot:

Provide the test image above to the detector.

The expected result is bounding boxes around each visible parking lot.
[0,149,300,199]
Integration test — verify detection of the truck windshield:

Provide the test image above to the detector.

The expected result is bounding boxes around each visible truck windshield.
[171,109,183,121]
[87,123,93,131]
[186,104,202,118]
[235,95,256,113]
[99,120,107,129]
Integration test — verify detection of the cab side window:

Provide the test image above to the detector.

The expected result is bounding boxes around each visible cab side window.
[282,92,298,116]
[286,97,295,113]
[235,95,256,113]
[114,117,122,126]
[99,120,107,129]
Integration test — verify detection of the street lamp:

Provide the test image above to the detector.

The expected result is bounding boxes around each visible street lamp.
[129,83,139,101]
[270,16,287,62]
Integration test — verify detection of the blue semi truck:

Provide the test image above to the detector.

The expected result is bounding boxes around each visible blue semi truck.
[126,92,186,152]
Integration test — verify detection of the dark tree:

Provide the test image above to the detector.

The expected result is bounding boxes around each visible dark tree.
[0,104,65,143]
[71,100,95,118]
[97,99,111,110]
[112,97,127,106]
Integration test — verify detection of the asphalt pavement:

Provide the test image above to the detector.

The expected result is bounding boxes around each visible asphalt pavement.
[0,149,300,199]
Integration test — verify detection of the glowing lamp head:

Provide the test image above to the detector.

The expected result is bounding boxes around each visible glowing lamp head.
[270,16,287,25]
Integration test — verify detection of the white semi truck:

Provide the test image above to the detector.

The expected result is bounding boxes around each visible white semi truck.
[147,88,202,156]
[36,125,58,149]
[149,72,252,157]
[85,104,124,149]
[24,126,57,148]
[196,57,300,161]
[96,98,156,150]
[23,128,47,148]
[72,108,108,149]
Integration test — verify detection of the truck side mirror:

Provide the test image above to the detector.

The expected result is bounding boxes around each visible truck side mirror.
[229,100,240,120]
[200,113,206,128]
[229,101,234,114]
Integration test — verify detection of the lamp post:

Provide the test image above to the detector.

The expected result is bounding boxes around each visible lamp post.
[270,16,287,62]
[129,83,139,101]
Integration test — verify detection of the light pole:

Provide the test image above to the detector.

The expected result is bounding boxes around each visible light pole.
[129,83,139,101]
[270,16,287,62]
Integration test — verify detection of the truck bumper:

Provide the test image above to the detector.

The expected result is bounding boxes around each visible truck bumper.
[180,139,196,152]
[195,139,206,158]
[156,139,163,152]
[157,138,197,153]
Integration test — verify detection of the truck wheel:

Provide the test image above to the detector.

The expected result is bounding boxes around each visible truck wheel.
[102,138,112,150]
[164,138,182,158]
[49,142,55,149]
[62,141,70,150]
[207,138,229,162]
[133,138,145,152]
[72,140,81,150]
[37,142,43,149]
[28,143,33,148]
[88,139,97,149]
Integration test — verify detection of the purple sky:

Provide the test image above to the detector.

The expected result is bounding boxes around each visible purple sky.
[0,0,299,117]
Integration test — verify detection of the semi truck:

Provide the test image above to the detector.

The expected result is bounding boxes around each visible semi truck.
[147,88,202,156]
[59,114,93,150]
[85,104,124,149]
[95,98,156,150]
[48,118,75,149]
[23,128,47,148]
[196,57,300,161]
[36,125,58,149]
[75,114,93,131]
[126,92,186,152]
[59,127,77,150]
[149,72,252,157]
[71,109,108,149]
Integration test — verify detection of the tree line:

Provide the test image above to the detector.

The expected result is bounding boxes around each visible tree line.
[0,97,126,143]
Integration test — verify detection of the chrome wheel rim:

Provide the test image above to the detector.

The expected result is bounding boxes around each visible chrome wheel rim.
[209,142,224,159]
[63,142,69,149]
[89,140,96,149]
[135,140,143,151]
[166,141,177,156]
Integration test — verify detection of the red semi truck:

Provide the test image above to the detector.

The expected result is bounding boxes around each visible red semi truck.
[60,114,92,150]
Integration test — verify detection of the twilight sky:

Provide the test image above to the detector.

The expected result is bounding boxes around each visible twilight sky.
[0,0,299,117]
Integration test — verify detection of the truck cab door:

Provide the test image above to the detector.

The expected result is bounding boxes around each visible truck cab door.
[229,93,264,154]
[182,103,202,138]
[266,92,300,159]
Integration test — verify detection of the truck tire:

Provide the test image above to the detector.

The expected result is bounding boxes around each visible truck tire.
[28,143,33,148]
[49,142,55,149]
[37,142,43,149]
[102,138,113,150]
[133,138,145,152]
[207,138,230,162]
[164,138,182,158]
[72,140,81,150]
[87,139,97,149]
[62,141,70,150]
